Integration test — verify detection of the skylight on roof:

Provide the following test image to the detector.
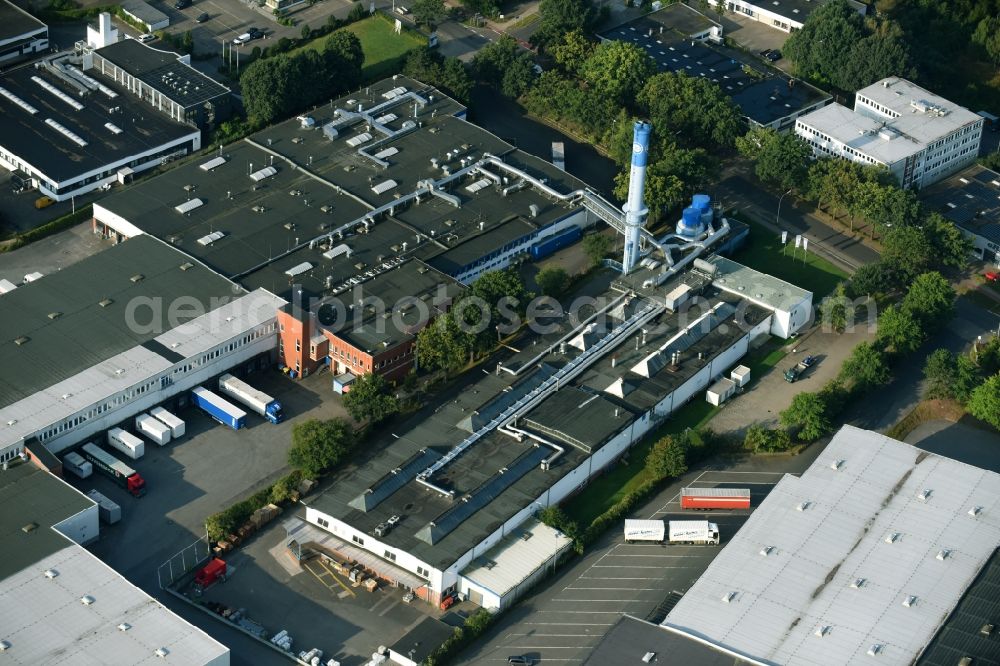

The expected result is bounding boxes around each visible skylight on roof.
[174,198,204,214]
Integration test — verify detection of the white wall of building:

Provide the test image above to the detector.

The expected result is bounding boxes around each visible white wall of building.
[53,502,100,546]
[92,202,148,240]
[710,0,864,32]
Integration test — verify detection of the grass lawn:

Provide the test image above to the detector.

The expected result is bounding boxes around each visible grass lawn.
[731,217,849,299]
[562,338,787,528]
[292,15,425,82]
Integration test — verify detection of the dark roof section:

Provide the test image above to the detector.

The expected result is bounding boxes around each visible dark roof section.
[917,547,1000,666]
[599,15,829,127]
[583,615,754,666]
[0,462,91,581]
[0,61,198,181]
[0,0,47,41]
[0,235,238,408]
[388,617,454,664]
[920,164,1000,247]
[96,40,230,108]
[636,1,719,37]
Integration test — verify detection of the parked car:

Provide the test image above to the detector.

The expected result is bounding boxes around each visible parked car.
[174,0,191,8]
[766,50,782,62]
[196,11,209,22]
[985,271,999,283]
[759,48,773,57]
[233,28,262,45]
[507,657,536,666]
[138,33,155,43]
[34,196,54,209]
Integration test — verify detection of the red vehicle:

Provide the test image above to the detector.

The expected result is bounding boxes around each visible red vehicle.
[194,558,228,589]
[79,442,146,497]
[439,592,457,611]
[681,487,750,511]
[985,272,999,283]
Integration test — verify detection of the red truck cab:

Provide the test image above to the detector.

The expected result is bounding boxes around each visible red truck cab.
[195,558,228,588]
[127,473,146,498]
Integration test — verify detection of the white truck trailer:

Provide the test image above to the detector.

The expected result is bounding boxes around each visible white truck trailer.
[218,373,284,424]
[136,413,172,446]
[107,427,144,460]
[668,520,720,545]
[150,406,185,438]
[62,451,93,479]
[624,519,667,543]
[86,489,122,524]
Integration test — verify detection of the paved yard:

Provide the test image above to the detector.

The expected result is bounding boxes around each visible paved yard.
[717,12,790,69]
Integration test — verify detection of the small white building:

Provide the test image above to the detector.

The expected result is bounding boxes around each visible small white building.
[795,77,984,189]
[705,377,736,406]
[708,0,865,33]
[707,255,813,338]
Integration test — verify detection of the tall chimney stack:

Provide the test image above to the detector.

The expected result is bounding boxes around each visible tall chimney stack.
[622,121,651,274]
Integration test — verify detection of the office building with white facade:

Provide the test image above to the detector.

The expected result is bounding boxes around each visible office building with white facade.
[795,77,984,189]
[708,0,865,33]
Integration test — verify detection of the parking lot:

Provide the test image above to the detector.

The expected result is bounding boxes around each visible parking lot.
[458,466,802,664]
[0,221,110,283]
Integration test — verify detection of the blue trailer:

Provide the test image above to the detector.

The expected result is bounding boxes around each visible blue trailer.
[191,386,247,430]
[530,226,582,261]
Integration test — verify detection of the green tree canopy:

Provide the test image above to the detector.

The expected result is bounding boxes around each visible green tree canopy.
[550,29,594,77]
[645,434,688,480]
[536,266,571,297]
[955,353,984,404]
[901,272,956,330]
[923,348,958,400]
[876,304,925,354]
[848,260,898,297]
[966,374,1000,429]
[613,144,713,221]
[637,72,743,149]
[287,418,354,478]
[780,392,831,442]
[841,341,891,390]
[972,16,1000,64]
[411,0,446,27]
[736,127,811,191]
[343,372,399,424]
[743,423,793,453]
[416,314,468,376]
[403,49,473,103]
[921,212,974,271]
[581,41,655,105]
[532,0,593,49]
[582,233,612,267]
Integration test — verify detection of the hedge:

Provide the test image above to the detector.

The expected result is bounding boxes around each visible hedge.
[423,608,495,665]
[1,205,94,253]
[205,469,302,541]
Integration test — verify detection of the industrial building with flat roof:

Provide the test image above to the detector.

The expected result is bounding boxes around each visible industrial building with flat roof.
[921,164,1000,264]
[705,0,865,33]
[795,77,983,189]
[0,461,230,664]
[661,425,1000,665]
[599,8,830,130]
[0,234,285,463]
[0,0,48,64]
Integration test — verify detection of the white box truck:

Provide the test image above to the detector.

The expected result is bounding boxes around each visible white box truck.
[218,373,284,424]
[136,413,172,446]
[150,406,185,438]
[624,519,666,543]
[62,451,93,479]
[668,520,720,545]
[86,489,122,524]
[107,427,144,460]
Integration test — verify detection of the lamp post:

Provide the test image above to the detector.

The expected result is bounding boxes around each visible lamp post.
[776,188,793,227]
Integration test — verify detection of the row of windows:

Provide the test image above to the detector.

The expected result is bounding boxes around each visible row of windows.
[857,97,900,120]
[38,323,275,442]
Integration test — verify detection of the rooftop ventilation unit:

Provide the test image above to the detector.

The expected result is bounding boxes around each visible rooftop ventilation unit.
[80,595,95,606]
[43,569,58,579]
[850,578,866,589]
[830,459,845,470]
[130,274,144,283]
[22,522,38,533]
[47,311,62,319]
[981,624,994,636]
[796,501,811,511]
[759,546,774,557]
[174,198,204,214]
[936,549,951,561]
[179,262,194,271]
[867,644,883,656]
[643,653,656,664]
[14,336,29,346]
[118,623,131,631]
[969,506,983,517]
[917,489,932,502]
[0,640,9,651]
[155,647,170,658]
[885,532,901,544]
[721,591,737,603]
[98,298,113,307]
[902,595,917,607]
[815,626,831,637]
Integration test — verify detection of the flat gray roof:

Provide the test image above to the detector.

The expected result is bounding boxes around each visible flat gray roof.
[0,462,91,581]
[0,235,237,408]
[584,615,755,666]
[920,164,1000,247]
[0,60,198,182]
[96,40,230,108]
[664,425,1000,666]
[120,0,168,27]
[0,0,46,42]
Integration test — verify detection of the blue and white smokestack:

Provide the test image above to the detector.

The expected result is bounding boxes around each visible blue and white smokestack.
[622,121,651,274]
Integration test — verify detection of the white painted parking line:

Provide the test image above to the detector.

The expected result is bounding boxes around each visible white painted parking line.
[579,575,672,579]
[522,622,617,626]
[566,587,665,591]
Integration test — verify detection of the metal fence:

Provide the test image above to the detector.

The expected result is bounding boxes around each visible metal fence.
[157,533,212,589]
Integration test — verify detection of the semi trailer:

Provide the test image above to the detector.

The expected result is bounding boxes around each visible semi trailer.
[218,374,284,424]
[150,406,185,438]
[79,442,146,497]
[681,487,751,511]
[624,519,667,543]
[136,413,172,446]
[62,451,92,479]
[192,386,246,430]
[86,489,122,524]
[107,427,144,460]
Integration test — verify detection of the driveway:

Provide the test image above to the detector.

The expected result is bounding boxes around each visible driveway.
[0,221,111,284]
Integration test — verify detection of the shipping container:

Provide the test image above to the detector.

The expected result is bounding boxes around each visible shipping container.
[79,443,146,497]
[62,451,93,479]
[107,427,144,460]
[150,406,185,438]
[135,413,172,446]
[681,487,751,511]
[624,519,666,543]
[86,489,122,524]
[218,374,284,423]
[191,386,246,430]
[667,520,719,545]
[530,226,582,261]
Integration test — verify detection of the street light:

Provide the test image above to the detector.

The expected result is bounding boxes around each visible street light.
[776,188,793,227]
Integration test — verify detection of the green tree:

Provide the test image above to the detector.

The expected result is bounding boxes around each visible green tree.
[736,127,811,192]
[848,261,898,297]
[923,348,958,400]
[921,212,973,271]
[880,225,933,280]
[783,0,865,87]
[287,418,354,478]
[780,392,831,442]
[877,304,925,354]
[301,24,311,40]
[536,266,571,297]
[973,16,1000,64]
[645,435,688,480]
[324,30,364,76]
[955,353,984,404]
[978,337,1000,376]
[841,341,891,390]
[342,372,399,424]
[473,36,529,92]
[902,272,956,330]
[744,424,793,453]
[839,24,914,91]
[532,0,593,49]
[581,40,655,105]
[550,29,594,77]
[403,49,473,103]
[821,283,853,332]
[612,145,712,221]
[412,0,446,27]
[416,314,468,376]
[966,374,1000,429]
[637,72,743,149]
[582,233,612,267]
[501,54,536,98]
